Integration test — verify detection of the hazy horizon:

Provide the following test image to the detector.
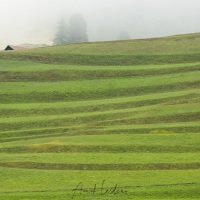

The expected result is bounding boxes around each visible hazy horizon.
[1,0,200,49]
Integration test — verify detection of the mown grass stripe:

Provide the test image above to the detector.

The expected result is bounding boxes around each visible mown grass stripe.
[0,93,199,118]
[0,123,199,138]
[2,70,197,94]
[1,88,199,109]
[98,112,200,126]
[1,125,199,143]
[1,162,200,170]
[0,111,199,132]
[0,80,199,103]
[1,102,198,124]
[1,144,200,153]
[0,65,199,82]
[2,51,200,65]
[1,152,199,164]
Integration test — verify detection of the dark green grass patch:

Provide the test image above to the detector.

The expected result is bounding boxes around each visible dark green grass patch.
[1,162,200,170]
[1,144,200,153]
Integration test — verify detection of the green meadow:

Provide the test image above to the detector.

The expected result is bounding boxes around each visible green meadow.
[0,33,200,199]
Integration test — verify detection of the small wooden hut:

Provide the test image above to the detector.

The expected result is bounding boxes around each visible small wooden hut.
[4,45,24,51]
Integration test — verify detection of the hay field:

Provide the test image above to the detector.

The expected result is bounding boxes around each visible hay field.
[0,33,200,199]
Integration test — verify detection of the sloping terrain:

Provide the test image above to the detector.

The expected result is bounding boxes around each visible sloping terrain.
[1,32,200,65]
[0,33,200,199]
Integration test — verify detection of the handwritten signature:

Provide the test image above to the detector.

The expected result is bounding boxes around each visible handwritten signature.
[72,180,128,199]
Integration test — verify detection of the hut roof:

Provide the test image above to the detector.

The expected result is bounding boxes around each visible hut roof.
[5,45,25,51]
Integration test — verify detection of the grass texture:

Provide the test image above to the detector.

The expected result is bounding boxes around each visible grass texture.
[0,33,200,199]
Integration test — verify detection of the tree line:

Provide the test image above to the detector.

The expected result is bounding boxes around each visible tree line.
[53,14,131,45]
[53,14,88,45]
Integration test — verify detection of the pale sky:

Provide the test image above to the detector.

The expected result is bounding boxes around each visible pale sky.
[0,0,200,49]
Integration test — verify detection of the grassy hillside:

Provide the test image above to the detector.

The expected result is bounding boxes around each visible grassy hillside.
[1,33,200,65]
[0,33,200,199]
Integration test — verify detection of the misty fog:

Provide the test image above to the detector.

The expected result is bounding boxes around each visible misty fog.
[1,0,200,49]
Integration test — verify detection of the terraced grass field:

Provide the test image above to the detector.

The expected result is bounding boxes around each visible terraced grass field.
[0,33,200,199]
